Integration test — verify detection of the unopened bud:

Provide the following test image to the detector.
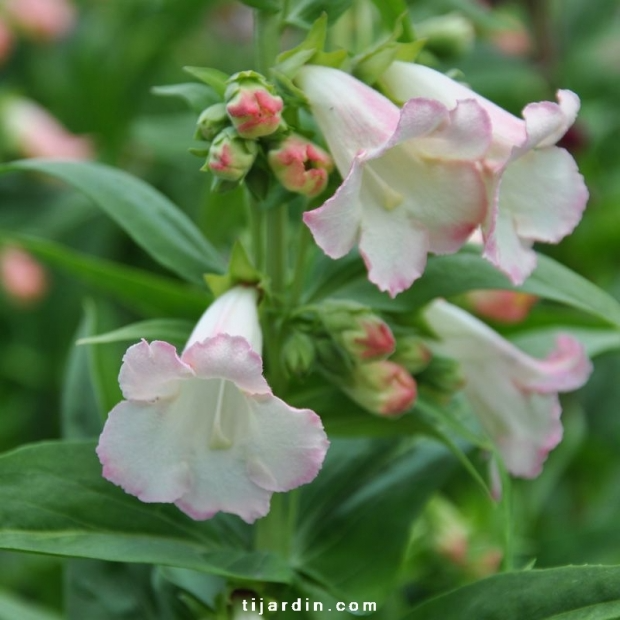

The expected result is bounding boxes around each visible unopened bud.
[0,245,48,305]
[196,103,229,141]
[416,12,475,58]
[426,497,470,566]
[282,331,316,376]
[320,301,395,362]
[418,355,465,400]
[267,134,333,197]
[204,127,257,181]
[345,360,417,416]
[225,71,283,139]
[392,336,432,374]
[466,290,537,324]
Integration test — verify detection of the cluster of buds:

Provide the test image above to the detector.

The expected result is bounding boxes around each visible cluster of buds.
[194,71,332,196]
[284,301,418,417]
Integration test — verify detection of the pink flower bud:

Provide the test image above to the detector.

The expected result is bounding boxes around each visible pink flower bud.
[225,72,283,139]
[205,127,258,182]
[467,290,537,324]
[342,317,395,362]
[346,361,417,416]
[0,246,48,304]
[2,97,93,160]
[3,0,76,41]
[268,135,333,197]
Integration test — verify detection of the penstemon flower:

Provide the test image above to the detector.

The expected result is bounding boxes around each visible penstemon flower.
[382,61,589,284]
[423,299,592,478]
[96,286,329,523]
[297,64,491,298]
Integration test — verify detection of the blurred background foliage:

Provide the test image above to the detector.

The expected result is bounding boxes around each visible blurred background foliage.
[1,0,619,615]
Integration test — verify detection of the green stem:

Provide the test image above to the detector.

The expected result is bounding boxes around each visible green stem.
[254,9,280,74]
[266,204,288,301]
[255,492,292,558]
[291,219,311,305]
[247,194,264,271]
[499,459,515,572]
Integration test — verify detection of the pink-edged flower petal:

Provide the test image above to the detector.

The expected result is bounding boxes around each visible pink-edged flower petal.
[244,395,329,491]
[119,340,194,401]
[298,65,489,296]
[423,300,592,478]
[303,159,363,259]
[97,399,192,503]
[498,148,589,244]
[183,335,270,395]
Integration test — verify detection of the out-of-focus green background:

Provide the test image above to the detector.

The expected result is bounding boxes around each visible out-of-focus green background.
[1,0,619,614]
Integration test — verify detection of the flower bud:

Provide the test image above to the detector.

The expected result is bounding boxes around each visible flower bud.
[204,127,257,182]
[267,134,333,197]
[320,301,395,362]
[392,336,432,374]
[418,355,465,401]
[0,246,48,305]
[3,0,76,41]
[416,12,475,58]
[0,18,14,65]
[195,103,229,141]
[282,330,316,376]
[345,361,417,416]
[225,71,283,139]
[466,290,537,324]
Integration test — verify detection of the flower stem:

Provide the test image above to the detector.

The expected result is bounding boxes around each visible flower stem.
[255,492,293,558]
[254,9,280,75]
[291,217,311,305]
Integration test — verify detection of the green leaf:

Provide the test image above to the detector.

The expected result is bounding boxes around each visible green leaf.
[402,565,620,620]
[0,589,62,620]
[0,441,293,584]
[0,160,224,283]
[238,0,281,13]
[368,0,414,42]
[151,83,220,113]
[294,437,454,604]
[322,247,620,328]
[183,67,229,98]
[1,235,209,319]
[77,318,194,348]
[285,0,354,30]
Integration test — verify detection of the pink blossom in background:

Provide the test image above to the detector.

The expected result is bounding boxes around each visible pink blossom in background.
[382,62,588,285]
[2,97,93,160]
[0,246,48,304]
[298,65,491,297]
[3,0,75,41]
[0,17,14,63]
[423,299,591,478]
[97,286,329,523]
[466,289,538,323]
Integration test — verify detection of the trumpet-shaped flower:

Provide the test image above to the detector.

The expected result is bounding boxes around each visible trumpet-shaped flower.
[96,286,329,523]
[423,299,591,477]
[297,65,491,297]
[382,62,588,284]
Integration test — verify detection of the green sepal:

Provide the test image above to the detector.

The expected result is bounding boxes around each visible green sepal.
[183,66,229,97]
[244,165,272,202]
[188,147,210,157]
[207,176,242,193]
[352,15,426,85]
[151,83,220,113]
[204,241,266,298]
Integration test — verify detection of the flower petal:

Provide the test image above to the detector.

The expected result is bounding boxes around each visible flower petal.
[244,394,329,491]
[521,90,580,150]
[357,197,429,297]
[303,158,363,259]
[182,334,270,395]
[500,147,588,243]
[97,399,192,503]
[119,340,194,401]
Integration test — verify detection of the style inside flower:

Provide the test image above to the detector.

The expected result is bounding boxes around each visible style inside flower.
[382,61,588,284]
[297,65,491,298]
[96,286,329,524]
[423,299,592,478]
[267,134,333,198]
